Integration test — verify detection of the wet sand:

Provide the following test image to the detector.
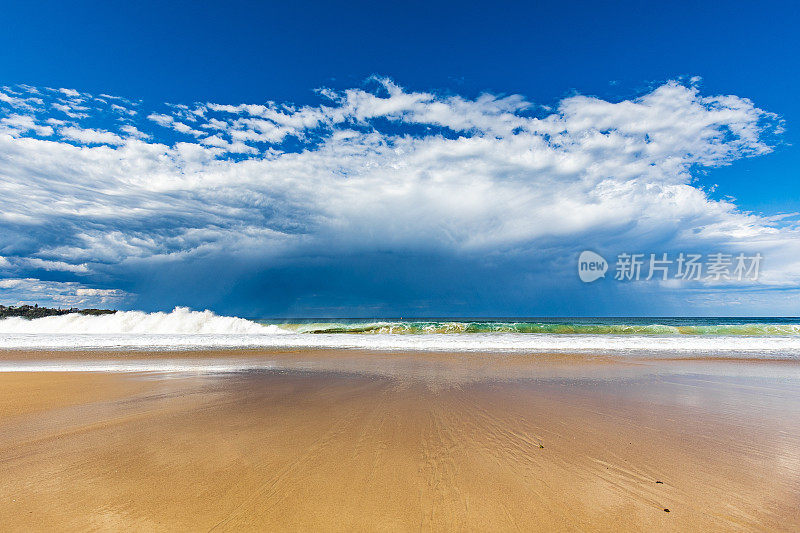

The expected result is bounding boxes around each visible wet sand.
[0,350,799,531]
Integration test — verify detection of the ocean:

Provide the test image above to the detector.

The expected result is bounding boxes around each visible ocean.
[1,308,800,358]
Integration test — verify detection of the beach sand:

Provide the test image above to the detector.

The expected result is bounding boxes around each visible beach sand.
[0,349,799,531]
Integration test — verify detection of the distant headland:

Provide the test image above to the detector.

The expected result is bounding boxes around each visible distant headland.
[0,304,117,319]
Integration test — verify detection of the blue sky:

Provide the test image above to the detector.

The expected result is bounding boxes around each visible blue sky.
[0,0,799,316]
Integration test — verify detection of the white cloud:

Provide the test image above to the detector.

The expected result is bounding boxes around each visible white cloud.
[50,101,88,119]
[0,90,43,111]
[111,103,137,116]
[0,114,53,136]
[59,126,125,145]
[21,258,90,273]
[0,79,795,309]
[0,90,27,107]
[200,134,257,154]
[147,113,203,136]
[147,112,174,127]
[120,124,150,139]
[0,278,128,307]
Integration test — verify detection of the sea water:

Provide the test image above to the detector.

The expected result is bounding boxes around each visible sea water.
[1,308,800,358]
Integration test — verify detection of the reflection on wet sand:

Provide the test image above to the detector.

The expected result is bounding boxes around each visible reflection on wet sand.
[0,350,799,531]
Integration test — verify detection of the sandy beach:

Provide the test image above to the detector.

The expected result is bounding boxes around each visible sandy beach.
[0,349,799,531]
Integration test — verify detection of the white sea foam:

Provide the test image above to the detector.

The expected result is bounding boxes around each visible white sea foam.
[0,307,285,335]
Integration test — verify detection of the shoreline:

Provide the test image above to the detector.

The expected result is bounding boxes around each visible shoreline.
[4,345,800,360]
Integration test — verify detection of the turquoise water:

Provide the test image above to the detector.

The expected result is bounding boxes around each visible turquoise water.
[257,317,800,336]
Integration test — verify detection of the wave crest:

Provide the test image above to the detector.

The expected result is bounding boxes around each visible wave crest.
[0,307,283,335]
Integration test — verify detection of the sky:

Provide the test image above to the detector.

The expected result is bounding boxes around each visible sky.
[0,0,799,317]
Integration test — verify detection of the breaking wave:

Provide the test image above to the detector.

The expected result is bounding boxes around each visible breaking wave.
[0,307,285,335]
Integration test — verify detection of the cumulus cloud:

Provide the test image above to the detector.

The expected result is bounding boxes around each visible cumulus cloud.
[58,88,81,98]
[0,114,53,136]
[0,78,795,313]
[0,88,42,110]
[20,258,90,274]
[58,126,125,145]
[120,124,150,139]
[111,103,137,116]
[147,112,204,136]
[0,278,128,307]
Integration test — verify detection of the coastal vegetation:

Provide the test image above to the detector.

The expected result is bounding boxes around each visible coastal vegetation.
[0,305,116,319]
